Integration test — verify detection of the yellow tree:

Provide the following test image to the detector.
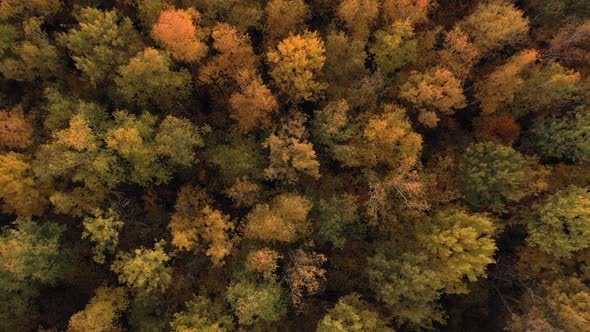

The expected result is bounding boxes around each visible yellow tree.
[459,0,529,54]
[0,152,47,217]
[152,7,207,63]
[244,193,313,243]
[267,31,327,102]
[169,185,235,265]
[475,49,538,115]
[67,287,128,332]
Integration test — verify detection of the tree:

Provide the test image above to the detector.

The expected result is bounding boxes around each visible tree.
[337,0,380,40]
[263,113,320,183]
[169,186,235,265]
[370,20,417,76]
[0,106,32,150]
[195,0,263,33]
[267,31,327,102]
[115,47,192,109]
[543,277,590,332]
[229,70,279,133]
[382,0,433,24]
[34,114,121,216]
[529,106,590,163]
[368,209,496,327]
[0,217,66,285]
[199,23,259,90]
[245,248,281,282]
[42,88,110,132]
[317,293,392,332]
[284,248,327,307]
[170,296,234,332]
[111,240,172,294]
[549,21,590,73]
[264,0,309,42]
[315,194,364,248]
[526,186,590,258]
[417,209,497,294]
[67,287,128,332]
[323,30,367,94]
[473,114,521,146]
[0,0,61,20]
[59,7,142,83]
[512,61,581,117]
[244,193,313,243]
[135,0,164,29]
[205,134,266,186]
[106,112,207,186]
[226,279,288,325]
[154,115,208,168]
[82,209,124,264]
[475,49,538,115]
[152,7,207,63]
[459,0,529,54]
[0,152,47,216]
[438,27,480,80]
[458,142,546,213]
[400,67,466,127]
[0,17,61,82]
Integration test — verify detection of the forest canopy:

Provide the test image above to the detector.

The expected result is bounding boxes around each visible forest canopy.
[0,0,589,331]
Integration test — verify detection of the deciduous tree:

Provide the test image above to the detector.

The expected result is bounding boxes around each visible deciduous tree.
[111,240,172,294]
[527,186,590,258]
[267,31,327,102]
[152,7,207,63]
[115,48,192,110]
[59,7,142,83]
[244,193,313,243]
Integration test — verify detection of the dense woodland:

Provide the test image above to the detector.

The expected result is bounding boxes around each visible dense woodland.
[0,0,589,331]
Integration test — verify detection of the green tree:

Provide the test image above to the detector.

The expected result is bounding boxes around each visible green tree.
[82,209,124,264]
[267,31,327,102]
[111,240,172,294]
[0,17,61,82]
[59,7,142,84]
[115,47,192,110]
[315,194,365,248]
[171,296,234,332]
[317,293,392,332]
[529,107,590,163]
[458,142,547,213]
[226,279,288,325]
[527,186,590,258]
[0,217,66,285]
[370,20,417,76]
